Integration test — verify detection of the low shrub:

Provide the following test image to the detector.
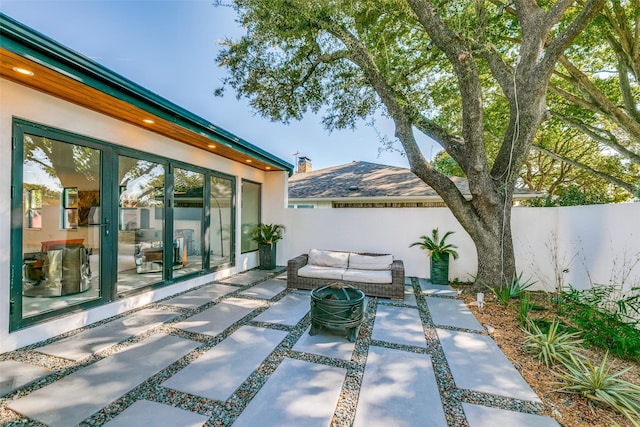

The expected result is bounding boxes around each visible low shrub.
[556,353,640,425]
[523,318,584,367]
[487,272,535,306]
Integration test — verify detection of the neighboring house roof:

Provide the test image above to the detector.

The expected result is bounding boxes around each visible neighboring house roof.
[0,13,293,174]
[288,161,539,202]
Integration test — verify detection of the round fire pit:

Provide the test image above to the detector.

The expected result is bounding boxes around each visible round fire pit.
[309,284,365,342]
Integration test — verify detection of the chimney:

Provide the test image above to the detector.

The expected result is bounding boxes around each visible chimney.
[297,156,312,173]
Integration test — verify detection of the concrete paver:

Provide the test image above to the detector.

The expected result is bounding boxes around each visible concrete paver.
[371,304,426,348]
[174,297,265,337]
[0,360,50,397]
[402,285,417,306]
[253,293,310,326]
[231,358,346,427]
[425,296,484,331]
[35,308,180,361]
[418,279,458,297]
[219,270,274,286]
[292,326,356,361]
[463,403,560,427]
[437,328,540,402]
[8,334,199,427]
[103,400,208,427]
[162,326,287,401]
[160,283,238,309]
[353,346,447,427]
[239,279,286,299]
[3,273,554,426]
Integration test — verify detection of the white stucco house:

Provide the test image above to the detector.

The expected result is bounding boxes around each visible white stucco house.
[0,14,292,352]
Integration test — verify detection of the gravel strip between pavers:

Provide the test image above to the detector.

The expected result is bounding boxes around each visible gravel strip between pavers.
[1,272,545,426]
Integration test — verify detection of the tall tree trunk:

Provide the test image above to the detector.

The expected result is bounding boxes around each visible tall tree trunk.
[470,202,516,286]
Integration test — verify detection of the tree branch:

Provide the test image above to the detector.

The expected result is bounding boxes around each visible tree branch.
[550,111,640,164]
[559,55,640,141]
[538,0,605,80]
[318,19,474,214]
[532,144,638,195]
[405,0,495,201]
[476,44,515,99]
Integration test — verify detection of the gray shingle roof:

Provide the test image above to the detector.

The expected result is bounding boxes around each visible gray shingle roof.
[289,161,462,199]
[288,161,538,199]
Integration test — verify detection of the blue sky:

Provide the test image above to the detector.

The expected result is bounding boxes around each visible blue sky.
[1,0,438,170]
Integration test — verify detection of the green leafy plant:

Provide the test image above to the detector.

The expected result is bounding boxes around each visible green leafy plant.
[249,223,286,245]
[488,272,535,306]
[524,318,584,367]
[559,285,640,361]
[409,228,459,261]
[556,353,640,425]
[517,292,533,327]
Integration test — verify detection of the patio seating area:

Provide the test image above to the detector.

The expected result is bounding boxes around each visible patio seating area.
[0,269,559,426]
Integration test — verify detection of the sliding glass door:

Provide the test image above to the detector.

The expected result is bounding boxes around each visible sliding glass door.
[11,120,237,330]
[117,156,166,291]
[12,123,109,327]
[173,168,204,278]
[210,176,234,267]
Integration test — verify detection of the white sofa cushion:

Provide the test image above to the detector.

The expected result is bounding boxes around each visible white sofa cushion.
[308,249,350,269]
[298,264,346,280]
[342,269,392,284]
[348,253,393,270]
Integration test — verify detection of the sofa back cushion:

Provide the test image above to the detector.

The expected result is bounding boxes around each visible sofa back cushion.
[348,253,393,270]
[308,249,350,268]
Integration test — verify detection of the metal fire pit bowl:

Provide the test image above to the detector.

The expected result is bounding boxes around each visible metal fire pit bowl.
[309,284,365,342]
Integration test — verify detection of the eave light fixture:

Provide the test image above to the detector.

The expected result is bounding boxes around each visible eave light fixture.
[142,119,155,124]
[13,67,34,76]
[208,144,216,149]
[245,159,252,163]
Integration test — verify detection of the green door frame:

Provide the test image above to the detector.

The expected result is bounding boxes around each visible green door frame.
[9,119,238,331]
[10,119,117,331]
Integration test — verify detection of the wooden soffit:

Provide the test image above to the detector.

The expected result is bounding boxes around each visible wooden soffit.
[1,47,288,173]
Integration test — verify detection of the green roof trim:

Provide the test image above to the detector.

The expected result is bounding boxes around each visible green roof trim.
[0,13,293,174]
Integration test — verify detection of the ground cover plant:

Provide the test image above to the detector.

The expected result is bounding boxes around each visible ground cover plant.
[558,285,640,361]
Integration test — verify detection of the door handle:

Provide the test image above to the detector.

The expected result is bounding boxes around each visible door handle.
[91,218,110,235]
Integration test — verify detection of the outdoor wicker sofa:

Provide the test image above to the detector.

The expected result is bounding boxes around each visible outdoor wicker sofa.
[287,249,405,299]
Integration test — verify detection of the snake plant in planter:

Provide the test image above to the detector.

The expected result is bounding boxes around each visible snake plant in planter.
[410,228,459,285]
[249,223,286,270]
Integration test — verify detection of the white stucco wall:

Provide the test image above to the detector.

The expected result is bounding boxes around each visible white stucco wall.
[1,78,288,352]
[277,203,640,292]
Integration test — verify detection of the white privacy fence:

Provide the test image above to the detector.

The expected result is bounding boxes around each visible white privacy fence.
[277,203,640,292]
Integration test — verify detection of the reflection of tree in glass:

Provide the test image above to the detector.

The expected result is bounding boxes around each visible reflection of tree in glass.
[23,183,58,205]
[211,177,233,204]
[174,169,204,207]
[24,135,100,190]
[175,169,204,191]
[119,158,165,207]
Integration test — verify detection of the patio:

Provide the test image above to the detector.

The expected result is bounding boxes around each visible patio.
[0,269,559,426]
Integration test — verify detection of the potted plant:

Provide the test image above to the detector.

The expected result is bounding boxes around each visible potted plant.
[249,223,286,270]
[410,228,459,285]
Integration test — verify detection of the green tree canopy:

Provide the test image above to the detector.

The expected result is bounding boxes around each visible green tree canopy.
[217,0,604,285]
